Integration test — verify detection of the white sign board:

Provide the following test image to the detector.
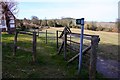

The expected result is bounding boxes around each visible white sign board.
[76,18,84,25]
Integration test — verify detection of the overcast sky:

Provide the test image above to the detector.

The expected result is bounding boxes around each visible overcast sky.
[16,0,119,22]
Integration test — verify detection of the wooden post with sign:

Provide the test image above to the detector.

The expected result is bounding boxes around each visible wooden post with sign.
[76,18,85,74]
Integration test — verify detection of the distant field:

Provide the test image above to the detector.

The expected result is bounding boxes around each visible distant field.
[46,27,118,60]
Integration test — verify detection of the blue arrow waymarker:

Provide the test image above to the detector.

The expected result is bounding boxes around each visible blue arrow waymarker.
[76,18,84,74]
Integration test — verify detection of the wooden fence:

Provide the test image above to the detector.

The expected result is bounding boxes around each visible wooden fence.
[38,30,56,45]
[56,27,100,79]
[13,31,37,62]
[13,28,100,79]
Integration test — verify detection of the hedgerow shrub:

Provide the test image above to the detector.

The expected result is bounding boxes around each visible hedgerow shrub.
[103,27,112,32]
[96,25,105,31]
[111,27,118,32]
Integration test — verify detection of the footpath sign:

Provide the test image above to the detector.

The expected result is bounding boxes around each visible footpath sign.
[76,18,84,74]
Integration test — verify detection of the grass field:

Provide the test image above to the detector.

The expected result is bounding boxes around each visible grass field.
[2,27,118,78]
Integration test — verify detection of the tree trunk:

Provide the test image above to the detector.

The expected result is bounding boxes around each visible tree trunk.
[5,13,11,34]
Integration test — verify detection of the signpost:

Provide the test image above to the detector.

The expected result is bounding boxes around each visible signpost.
[76,18,84,74]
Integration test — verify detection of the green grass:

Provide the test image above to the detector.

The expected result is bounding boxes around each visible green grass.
[2,32,104,79]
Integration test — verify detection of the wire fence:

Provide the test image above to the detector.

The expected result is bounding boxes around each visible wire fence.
[38,30,56,45]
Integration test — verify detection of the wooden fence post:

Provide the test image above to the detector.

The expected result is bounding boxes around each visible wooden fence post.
[46,30,47,44]
[56,30,58,51]
[64,29,67,60]
[89,36,99,80]
[13,31,18,56]
[32,32,37,62]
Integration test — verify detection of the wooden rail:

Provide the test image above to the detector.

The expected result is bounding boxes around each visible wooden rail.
[67,39,80,45]
[18,31,33,35]
[68,45,91,63]
[57,30,99,40]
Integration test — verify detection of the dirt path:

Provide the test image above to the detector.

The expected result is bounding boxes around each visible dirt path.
[97,56,119,78]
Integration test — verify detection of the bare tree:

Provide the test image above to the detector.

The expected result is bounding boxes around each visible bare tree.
[31,16,39,25]
[0,0,18,34]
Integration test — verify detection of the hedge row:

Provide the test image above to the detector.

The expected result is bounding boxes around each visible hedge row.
[70,24,118,33]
